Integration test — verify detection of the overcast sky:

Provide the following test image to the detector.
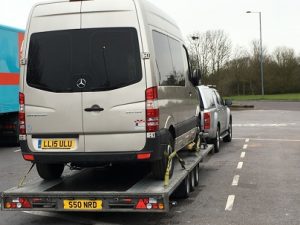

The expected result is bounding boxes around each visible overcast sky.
[1,0,300,54]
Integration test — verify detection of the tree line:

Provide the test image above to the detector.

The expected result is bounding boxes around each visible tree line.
[187,30,300,96]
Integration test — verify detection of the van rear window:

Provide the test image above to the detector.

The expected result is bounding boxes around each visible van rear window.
[26,28,142,92]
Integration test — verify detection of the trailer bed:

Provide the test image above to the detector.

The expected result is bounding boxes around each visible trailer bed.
[1,145,213,213]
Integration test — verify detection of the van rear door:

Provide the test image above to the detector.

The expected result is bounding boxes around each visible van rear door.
[24,2,85,152]
[80,1,147,152]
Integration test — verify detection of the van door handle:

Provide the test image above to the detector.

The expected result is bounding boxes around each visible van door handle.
[84,105,104,112]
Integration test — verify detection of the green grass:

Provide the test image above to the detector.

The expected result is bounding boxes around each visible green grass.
[225,93,300,101]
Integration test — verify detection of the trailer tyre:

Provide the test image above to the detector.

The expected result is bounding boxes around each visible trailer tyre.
[36,163,64,180]
[194,163,200,187]
[190,170,196,191]
[173,174,190,199]
[152,133,175,180]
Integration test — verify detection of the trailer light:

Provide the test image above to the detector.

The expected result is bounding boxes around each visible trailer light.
[146,203,152,209]
[158,203,164,209]
[17,203,22,208]
[23,154,34,161]
[21,198,32,208]
[137,153,151,160]
[5,202,11,208]
[136,199,147,209]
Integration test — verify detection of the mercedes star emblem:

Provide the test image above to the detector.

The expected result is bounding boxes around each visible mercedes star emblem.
[76,78,87,89]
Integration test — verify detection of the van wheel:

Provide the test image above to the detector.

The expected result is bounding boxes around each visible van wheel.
[36,163,64,180]
[213,128,220,153]
[151,133,174,180]
[223,119,232,142]
[172,174,190,199]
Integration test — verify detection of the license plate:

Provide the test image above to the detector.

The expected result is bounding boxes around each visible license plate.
[38,139,76,150]
[63,200,102,210]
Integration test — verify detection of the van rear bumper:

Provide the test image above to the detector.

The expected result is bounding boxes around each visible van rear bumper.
[20,129,169,164]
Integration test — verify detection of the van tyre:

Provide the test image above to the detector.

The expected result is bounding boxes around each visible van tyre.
[172,174,190,199]
[36,163,64,180]
[213,128,220,153]
[223,119,232,142]
[151,133,175,180]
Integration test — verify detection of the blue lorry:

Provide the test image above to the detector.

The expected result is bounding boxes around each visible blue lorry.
[0,25,24,144]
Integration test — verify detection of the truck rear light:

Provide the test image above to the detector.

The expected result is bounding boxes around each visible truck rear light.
[204,112,211,130]
[19,92,26,140]
[146,87,159,133]
[23,154,34,161]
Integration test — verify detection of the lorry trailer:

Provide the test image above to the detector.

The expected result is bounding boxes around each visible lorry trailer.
[1,145,213,213]
[0,25,24,144]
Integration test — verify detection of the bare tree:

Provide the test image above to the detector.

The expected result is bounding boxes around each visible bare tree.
[207,30,232,74]
[187,32,210,77]
[187,30,231,77]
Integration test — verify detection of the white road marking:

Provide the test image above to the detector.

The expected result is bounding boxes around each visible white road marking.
[233,137,300,142]
[14,149,21,153]
[225,195,235,211]
[237,162,243,169]
[243,144,248,149]
[245,138,250,143]
[241,152,246,158]
[232,175,240,186]
[233,123,296,127]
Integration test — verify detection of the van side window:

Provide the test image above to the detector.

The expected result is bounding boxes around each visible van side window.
[152,31,185,86]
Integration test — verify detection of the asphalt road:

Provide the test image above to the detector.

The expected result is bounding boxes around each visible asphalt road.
[1,101,300,225]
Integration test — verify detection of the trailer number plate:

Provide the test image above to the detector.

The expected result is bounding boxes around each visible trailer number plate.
[63,200,102,210]
[38,139,76,150]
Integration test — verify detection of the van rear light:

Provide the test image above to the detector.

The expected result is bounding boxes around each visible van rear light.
[23,154,34,161]
[19,92,26,140]
[137,153,151,160]
[204,112,211,130]
[146,87,159,133]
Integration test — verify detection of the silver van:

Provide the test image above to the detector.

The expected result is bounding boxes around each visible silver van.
[19,0,201,180]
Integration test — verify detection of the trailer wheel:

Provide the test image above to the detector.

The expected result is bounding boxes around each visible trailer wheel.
[151,133,175,180]
[194,163,200,187]
[190,169,196,191]
[173,173,190,199]
[36,163,64,180]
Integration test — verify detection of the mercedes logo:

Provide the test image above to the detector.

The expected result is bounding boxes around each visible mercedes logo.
[76,78,87,89]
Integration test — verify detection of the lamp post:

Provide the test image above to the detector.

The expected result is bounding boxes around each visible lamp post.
[191,35,200,69]
[246,11,264,96]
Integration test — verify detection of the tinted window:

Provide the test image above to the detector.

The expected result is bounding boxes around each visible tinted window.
[27,28,142,92]
[152,31,185,86]
[201,88,216,109]
[214,90,223,105]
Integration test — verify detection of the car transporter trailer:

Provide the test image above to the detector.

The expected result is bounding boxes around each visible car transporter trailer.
[1,144,213,213]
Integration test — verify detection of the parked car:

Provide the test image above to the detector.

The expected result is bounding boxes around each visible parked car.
[197,86,232,152]
[19,0,201,181]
